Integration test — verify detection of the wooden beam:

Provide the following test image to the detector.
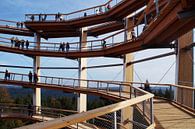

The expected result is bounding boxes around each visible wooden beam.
[127,51,176,66]
[83,63,123,69]
[0,65,78,69]
[176,30,194,108]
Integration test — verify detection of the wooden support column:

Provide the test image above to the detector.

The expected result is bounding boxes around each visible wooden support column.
[176,30,194,108]
[77,27,88,113]
[33,33,41,113]
[121,18,134,129]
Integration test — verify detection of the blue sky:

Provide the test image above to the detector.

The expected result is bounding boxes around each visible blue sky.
[0,0,193,84]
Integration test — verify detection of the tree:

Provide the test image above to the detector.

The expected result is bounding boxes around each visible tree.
[0,87,13,103]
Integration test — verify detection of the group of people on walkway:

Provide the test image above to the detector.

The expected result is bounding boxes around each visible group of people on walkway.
[29,14,47,22]
[59,42,70,52]
[4,70,38,84]
[28,71,38,83]
[96,4,111,15]
[10,37,30,49]
[16,22,24,28]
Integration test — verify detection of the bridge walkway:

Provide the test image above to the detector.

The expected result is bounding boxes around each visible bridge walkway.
[153,99,195,129]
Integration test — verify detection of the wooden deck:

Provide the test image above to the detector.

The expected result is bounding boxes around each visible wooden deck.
[153,99,195,129]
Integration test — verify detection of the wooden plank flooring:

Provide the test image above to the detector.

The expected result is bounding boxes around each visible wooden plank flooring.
[154,99,195,129]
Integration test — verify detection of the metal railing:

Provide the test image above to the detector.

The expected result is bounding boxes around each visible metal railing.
[0,71,154,129]
[126,82,195,112]
[0,103,77,121]
[25,0,123,22]
[0,19,27,30]
[0,27,134,53]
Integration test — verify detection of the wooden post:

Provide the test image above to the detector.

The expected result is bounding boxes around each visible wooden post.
[33,33,41,113]
[176,30,194,108]
[121,17,134,129]
[77,27,88,113]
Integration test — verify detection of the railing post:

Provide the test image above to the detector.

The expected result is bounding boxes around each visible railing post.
[144,12,147,26]
[175,86,178,102]
[21,75,23,81]
[77,123,79,129]
[97,82,99,91]
[134,89,137,98]
[193,89,195,109]
[181,88,183,104]
[119,84,122,98]
[54,44,56,51]
[112,36,114,46]
[107,83,109,93]
[87,80,89,88]
[114,111,117,129]
[155,0,159,16]
[51,77,53,84]
[130,85,132,99]
[45,77,47,84]
[91,42,92,51]
[150,98,154,124]
[73,79,75,89]
[143,100,146,116]
[170,85,173,100]
[58,78,60,85]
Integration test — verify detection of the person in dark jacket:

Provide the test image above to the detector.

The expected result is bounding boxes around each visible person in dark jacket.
[26,40,29,49]
[28,71,32,83]
[66,42,70,52]
[34,72,38,84]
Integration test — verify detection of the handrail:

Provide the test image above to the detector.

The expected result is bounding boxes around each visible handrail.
[0,70,155,128]
[0,103,78,120]
[0,71,194,91]
[17,94,154,129]
[0,20,137,54]
[0,19,19,24]
[25,0,122,21]
[0,103,78,113]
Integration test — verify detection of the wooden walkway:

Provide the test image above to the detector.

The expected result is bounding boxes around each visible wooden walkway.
[153,99,195,129]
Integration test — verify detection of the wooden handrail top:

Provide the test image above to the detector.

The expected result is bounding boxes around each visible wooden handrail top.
[0,19,21,24]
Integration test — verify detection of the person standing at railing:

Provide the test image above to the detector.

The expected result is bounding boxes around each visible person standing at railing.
[21,39,25,49]
[84,12,87,17]
[28,71,32,83]
[16,22,20,28]
[39,13,42,21]
[62,42,65,52]
[41,14,47,21]
[102,40,106,48]
[60,14,64,21]
[10,37,15,47]
[4,69,9,80]
[99,6,103,13]
[131,29,136,41]
[20,22,24,28]
[26,40,29,49]
[30,15,35,22]
[144,79,151,92]
[105,4,111,12]
[59,42,63,51]
[66,42,70,52]
[33,72,38,84]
